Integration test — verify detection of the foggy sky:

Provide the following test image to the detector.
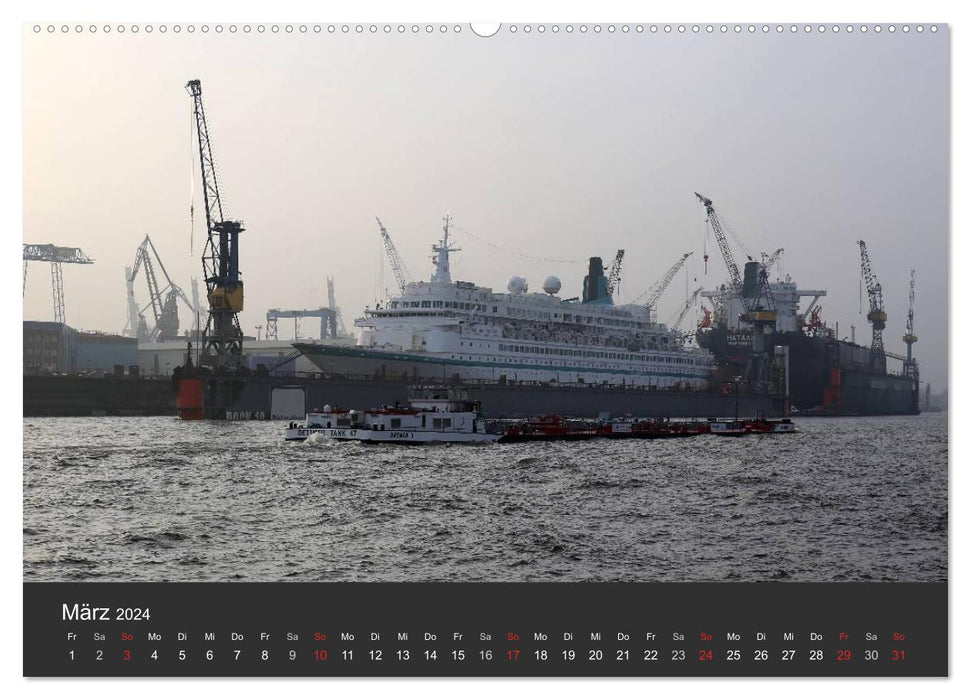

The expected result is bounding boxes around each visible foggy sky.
[22,25,949,390]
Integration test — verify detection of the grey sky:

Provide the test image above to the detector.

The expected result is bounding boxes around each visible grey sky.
[22,26,949,390]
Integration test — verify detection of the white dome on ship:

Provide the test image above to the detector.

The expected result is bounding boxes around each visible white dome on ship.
[542,275,561,295]
[507,276,527,294]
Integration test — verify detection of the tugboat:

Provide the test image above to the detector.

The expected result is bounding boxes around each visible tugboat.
[285,386,500,444]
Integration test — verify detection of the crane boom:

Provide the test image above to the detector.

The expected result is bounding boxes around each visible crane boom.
[668,286,704,331]
[695,192,743,300]
[376,217,412,294]
[764,247,784,272]
[187,79,245,370]
[606,249,624,296]
[631,252,692,310]
[694,192,777,391]
[695,192,775,317]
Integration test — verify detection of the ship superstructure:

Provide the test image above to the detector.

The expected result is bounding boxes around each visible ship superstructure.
[297,219,711,388]
[701,275,826,338]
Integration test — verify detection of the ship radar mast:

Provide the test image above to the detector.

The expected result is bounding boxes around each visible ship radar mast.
[430,214,461,284]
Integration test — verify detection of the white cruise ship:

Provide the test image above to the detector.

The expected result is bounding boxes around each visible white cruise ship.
[294,220,712,388]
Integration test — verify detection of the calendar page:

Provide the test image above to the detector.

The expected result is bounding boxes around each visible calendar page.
[21,17,948,678]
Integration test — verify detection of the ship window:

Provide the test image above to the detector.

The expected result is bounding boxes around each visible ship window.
[391,418,401,429]
[433,418,442,428]
[421,301,431,308]
[442,418,452,428]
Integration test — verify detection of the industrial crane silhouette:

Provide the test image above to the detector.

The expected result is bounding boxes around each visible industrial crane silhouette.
[667,286,705,333]
[22,244,94,325]
[763,247,784,274]
[903,269,918,382]
[630,252,692,319]
[606,249,625,297]
[187,79,245,370]
[857,240,887,374]
[695,192,777,390]
[124,235,195,342]
[376,217,413,294]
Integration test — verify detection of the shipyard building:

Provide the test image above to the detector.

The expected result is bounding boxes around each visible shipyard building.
[23,321,138,374]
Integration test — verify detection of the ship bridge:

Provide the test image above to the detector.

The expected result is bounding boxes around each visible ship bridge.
[703,278,826,333]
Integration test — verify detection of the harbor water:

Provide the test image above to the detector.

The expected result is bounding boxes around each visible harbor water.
[23,413,947,582]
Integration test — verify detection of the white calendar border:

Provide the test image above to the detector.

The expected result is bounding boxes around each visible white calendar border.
[2,0,964,697]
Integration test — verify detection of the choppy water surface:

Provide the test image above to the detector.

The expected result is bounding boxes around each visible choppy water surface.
[23,413,947,582]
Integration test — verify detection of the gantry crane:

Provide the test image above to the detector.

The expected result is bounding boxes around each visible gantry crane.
[266,308,339,341]
[903,269,918,380]
[857,240,887,374]
[187,79,245,370]
[124,235,196,342]
[606,249,624,297]
[695,192,777,390]
[376,218,413,294]
[630,252,692,318]
[23,244,94,325]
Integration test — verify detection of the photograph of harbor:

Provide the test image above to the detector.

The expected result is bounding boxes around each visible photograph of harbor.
[23,23,947,583]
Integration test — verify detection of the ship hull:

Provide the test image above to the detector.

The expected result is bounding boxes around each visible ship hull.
[288,343,781,419]
[292,342,705,388]
[285,426,500,443]
[697,327,918,416]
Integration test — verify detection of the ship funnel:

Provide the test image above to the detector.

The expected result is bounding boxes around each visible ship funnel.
[582,257,612,305]
[742,261,760,298]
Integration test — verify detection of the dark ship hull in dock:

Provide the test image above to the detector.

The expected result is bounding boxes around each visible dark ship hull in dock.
[697,326,918,416]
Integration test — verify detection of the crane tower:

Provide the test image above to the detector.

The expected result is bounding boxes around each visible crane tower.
[857,240,887,374]
[902,269,919,413]
[903,269,917,372]
[187,79,245,371]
